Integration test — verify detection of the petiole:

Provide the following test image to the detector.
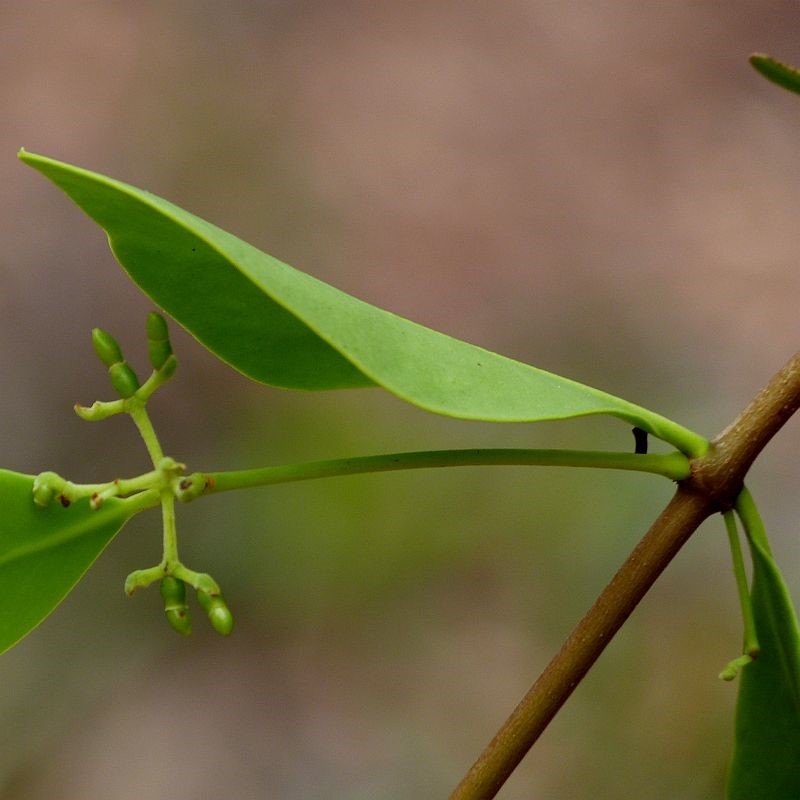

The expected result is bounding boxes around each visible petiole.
[719,509,759,680]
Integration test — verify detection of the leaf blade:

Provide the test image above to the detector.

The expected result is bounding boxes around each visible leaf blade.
[0,469,137,654]
[19,151,707,455]
[727,513,800,798]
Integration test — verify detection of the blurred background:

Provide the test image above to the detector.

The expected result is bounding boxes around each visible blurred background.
[0,1,798,797]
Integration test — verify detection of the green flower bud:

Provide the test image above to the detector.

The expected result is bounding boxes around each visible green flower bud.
[108,361,140,398]
[146,312,173,370]
[157,354,178,381]
[160,576,185,605]
[146,311,169,342]
[91,328,124,367]
[165,607,192,636]
[32,472,60,507]
[161,577,192,636]
[197,589,234,636]
[32,483,54,507]
[207,603,234,636]
[149,341,173,372]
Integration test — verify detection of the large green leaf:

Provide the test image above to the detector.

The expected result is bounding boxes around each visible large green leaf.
[727,516,800,798]
[19,151,707,456]
[0,469,140,654]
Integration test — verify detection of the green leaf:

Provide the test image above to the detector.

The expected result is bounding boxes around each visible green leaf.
[19,151,707,456]
[727,507,800,797]
[750,53,800,96]
[0,469,139,654]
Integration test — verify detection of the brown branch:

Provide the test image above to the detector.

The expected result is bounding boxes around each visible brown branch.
[449,351,800,800]
[692,351,800,506]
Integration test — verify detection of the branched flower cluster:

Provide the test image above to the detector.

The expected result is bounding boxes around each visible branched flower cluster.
[32,313,233,637]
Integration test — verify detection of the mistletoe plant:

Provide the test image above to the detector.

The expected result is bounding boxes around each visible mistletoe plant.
[2,54,798,799]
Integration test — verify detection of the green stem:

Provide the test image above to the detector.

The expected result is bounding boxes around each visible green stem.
[120,488,162,515]
[628,411,708,459]
[128,402,165,466]
[720,510,759,679]
[126,398,180,568]
[85,470,165,506]
[196,448,690,496]
[129,406,179,564]
[735,486,773,556]
[161,491,179,566]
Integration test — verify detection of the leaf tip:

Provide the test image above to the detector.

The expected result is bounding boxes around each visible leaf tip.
[17,147,35,165]
[748,52,800,95]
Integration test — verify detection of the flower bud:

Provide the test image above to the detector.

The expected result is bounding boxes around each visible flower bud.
[32,472,59,507]
[197,589,234,636]
[161,577,192,636]
[146,312,173,371]
[91,328,124,367]
[109,361,140,398]
[165,608,192,636]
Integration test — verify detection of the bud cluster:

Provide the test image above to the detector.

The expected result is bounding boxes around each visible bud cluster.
[159,574,234,637]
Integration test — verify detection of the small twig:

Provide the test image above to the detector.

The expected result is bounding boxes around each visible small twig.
[450,352,800,800]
